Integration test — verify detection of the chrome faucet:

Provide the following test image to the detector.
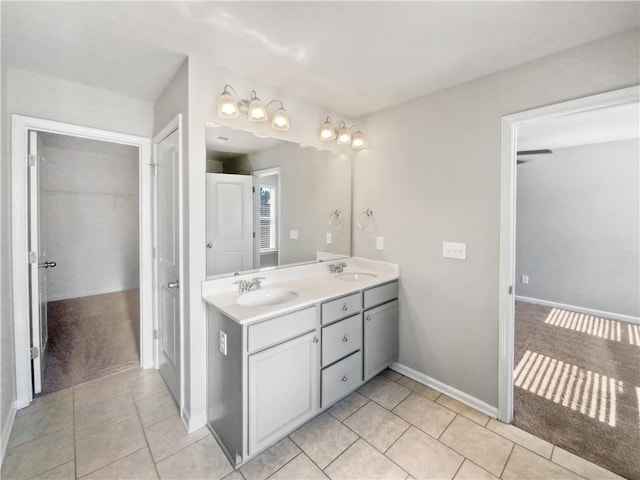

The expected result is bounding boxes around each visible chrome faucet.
[328,262,348,274]
[234,277,265,293]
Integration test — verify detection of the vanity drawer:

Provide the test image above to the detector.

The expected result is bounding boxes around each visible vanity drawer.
[247,307,317,353]
[363,281,398,309]
[322,314,362,367]
[322,351,362,408]
[321,293,362,325]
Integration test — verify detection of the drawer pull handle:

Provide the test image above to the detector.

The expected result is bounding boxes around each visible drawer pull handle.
[313,336,319,344]
[366,316,372,321]
[342,304,348,311]
[342,335,348,343]
[342,375,348,382]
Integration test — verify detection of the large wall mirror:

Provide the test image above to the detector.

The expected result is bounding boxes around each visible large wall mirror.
[205,124,352,278]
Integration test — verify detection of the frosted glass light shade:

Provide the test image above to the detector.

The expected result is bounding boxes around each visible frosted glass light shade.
[217,91,239,118]
[271,108,290,131]
[248,98,268,122]
[320,118,337,141]
[336,122,352,145]
[352,131,366,149]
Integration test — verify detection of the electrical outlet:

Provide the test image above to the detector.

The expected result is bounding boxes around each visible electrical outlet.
[442,241,467,260]
[326,233,332,244]
[521,275,529,285]
[376,236,384,250]
[219,330,227,355]
[290,229,299,240]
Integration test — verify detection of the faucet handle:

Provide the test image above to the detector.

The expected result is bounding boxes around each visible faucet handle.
[252,276,266,283]
[338,262,348,268]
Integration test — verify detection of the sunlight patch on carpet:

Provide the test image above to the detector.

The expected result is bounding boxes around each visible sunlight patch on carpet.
[514,350,623,427]
[629,324,640,347]
[543,308,632,343]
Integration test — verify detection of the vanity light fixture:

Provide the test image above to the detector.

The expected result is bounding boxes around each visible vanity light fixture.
[319,117,366,149]
[217,84,290,131]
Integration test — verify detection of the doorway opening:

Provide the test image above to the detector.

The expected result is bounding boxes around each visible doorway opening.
[498,87,640,478]
[11,115,153,408]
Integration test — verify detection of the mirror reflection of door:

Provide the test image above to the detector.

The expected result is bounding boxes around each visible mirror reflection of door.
[254,168,281,269]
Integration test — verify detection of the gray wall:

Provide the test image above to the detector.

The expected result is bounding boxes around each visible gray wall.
[352,28,640,407]
[41,133,140,301]
[516,139,639,318]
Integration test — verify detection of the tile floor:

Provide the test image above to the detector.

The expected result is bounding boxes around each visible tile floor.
[1,367,625,480]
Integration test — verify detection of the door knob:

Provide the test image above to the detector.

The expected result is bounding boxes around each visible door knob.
[167,281,179,289]
[38,261,57,269]
[206,242,212,249]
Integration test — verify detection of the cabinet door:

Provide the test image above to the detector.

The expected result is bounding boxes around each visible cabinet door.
[364,300,398,380]
[248,331,319,455]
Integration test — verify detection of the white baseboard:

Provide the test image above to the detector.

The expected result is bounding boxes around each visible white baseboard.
[47,285,140,302]
[182,408,207,434]
[390,362,498,418]
[515,296,639,324]
[1,402,17,469]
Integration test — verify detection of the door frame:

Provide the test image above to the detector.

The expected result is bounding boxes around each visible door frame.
[11,114,153,408]
[497,85,640,422]
[151,114,184,418]
[252,167,281,269]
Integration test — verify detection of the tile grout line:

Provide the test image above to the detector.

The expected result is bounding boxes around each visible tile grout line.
[129,378,163,480]
[498,442,516,478]
[262,449,303,480]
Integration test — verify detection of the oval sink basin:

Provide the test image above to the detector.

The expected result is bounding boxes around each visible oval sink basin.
[335,272,377,281]
[236,288,298,307]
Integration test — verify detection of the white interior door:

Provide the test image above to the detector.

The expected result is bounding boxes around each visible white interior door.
[153,128,180,403]
[206,173,254,276]
[28,130,54,394]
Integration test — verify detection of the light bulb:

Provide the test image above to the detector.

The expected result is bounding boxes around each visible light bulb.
[336,122,351,145]
[352,131,366,149]
[217,91,239,118]
[248,93,268,122]
[271,108,290,131]
[319,117,336,141]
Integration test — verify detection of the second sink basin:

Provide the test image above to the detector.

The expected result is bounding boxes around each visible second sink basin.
[236,288,298,307]
[335,272,377,281]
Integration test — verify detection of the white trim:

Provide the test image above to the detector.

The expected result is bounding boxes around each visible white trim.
[0,402,17,469]
[498,86,640,423]
[390,362,498,419]
[182,407,208,434]
[11,114,153,408]
[515,296,640,324]
[152,114,185,425]
[46,285,141,303]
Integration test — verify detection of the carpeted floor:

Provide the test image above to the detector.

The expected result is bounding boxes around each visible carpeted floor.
[41,289,140,395]
[514,301,640,480]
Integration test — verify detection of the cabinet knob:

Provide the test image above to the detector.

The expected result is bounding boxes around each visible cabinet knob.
[366,316,372,321]
[342,375,348,382]
[313,336,319,344]
[342,335,348,343]
[342,304,348,311]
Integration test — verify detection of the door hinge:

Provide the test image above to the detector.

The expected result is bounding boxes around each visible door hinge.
[253,231,256,238]
[30,347,39,359]
[28,251,37,264]
[153,329,159,340]
[508,285,513,295]
[28,154,36,168]
[252,186,255,193]
[149,163,158,176]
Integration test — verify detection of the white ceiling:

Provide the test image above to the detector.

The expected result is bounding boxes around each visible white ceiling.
[2,2,639,117]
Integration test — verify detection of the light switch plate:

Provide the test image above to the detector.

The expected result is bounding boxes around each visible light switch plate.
[290,229,299,240]
[326,233,332,244]
[443,241,466,260]
[219,331,227,355]
[376,237,384,250]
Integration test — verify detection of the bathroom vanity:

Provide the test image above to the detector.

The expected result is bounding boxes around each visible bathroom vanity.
[202,258,399,467]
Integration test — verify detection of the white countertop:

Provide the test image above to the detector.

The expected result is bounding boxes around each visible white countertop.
[202,257,399,325]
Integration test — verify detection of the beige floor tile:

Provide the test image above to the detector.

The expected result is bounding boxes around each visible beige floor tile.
[327,392,369,422]
[80,448,158,479]
[223,471,245,480]
[439,416,513,477]
[386,426,463,480]
[130,370,168,401]
[75,416,147,477]
[74,372,132,411]
[27,461,75,480]
[324,439,407,480]
[1,427,74,480]
[551,447,625,479]
[269,453,328,480]
[393,392,455,438]
[453,460,497,479]
[502,446,583,479]
[380,368,403,382]
[485,419,553,459]
[75,391,137,438]
[397,376,441,401]
[240,438,300,480]
[156,435,233,480]
[145,415,210,462]
[358,376,411,410]
[9,389,73,448]
[289,412,358,469]
[436,395,490,426]
[136,389,179,427]
[343,401,409,452]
